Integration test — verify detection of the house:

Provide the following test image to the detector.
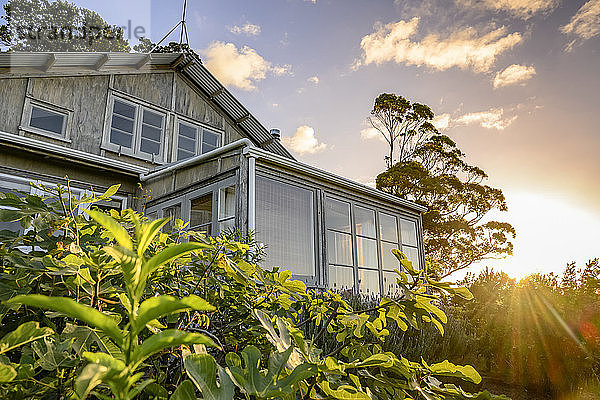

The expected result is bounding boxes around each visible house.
[0,51,427,296]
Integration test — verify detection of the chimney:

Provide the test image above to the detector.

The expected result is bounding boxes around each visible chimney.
[270,128,281,141]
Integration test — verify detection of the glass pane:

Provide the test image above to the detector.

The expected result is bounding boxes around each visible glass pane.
[143,109,163,128]
[179,123,197,139]
[400,219,418,246]
[328,265,354,291]
[113,100,135,119]
[111,114,134,133]
[141,124,162,142]
[163,204,181,232]
[402,245,420,270]
[177,149,194,161]
[190,194,212,229]
[325,198,351,232]
[178,135,196,152]
[383,271,402,297]
[219,218,235,233]
[381,241,400,271]
[110,129,133,148]
[30,106,64,134]
[356,236,378,268]
[219,186,236,219]
[202,130,220,146]
[327,231,353,266]
[140,138,160,155]
[379,213,398,242]
[358,269,380,297]
[354,206,376,238]
[0,188,24,234]
[256,177,316,276]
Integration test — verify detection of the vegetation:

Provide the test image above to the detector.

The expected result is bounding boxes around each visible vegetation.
[0,183,506,399]
[369,93,515,278]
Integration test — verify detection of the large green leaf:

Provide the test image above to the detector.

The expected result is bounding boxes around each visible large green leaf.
[75,363,110,399]
[226,345,317,398]
[184,354,235,400]
[136,218,170,257]
[6,295,123,346]
[0,321,53,354]
[142,242,210,282]
[318,381,371,400]
[427,360,482,384]
[170,380,197,400]
[0,361,17,383]
[32,336,79,371]
[62,323,124,361]
[133,295,214,337]
[131,330,215,368]
[85,209,133,250]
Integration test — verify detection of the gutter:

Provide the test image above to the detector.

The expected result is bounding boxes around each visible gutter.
[0,130,148,176]
[139,138,254,182]
[242,146,428,213]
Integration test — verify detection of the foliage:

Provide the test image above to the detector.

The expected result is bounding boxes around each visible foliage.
[369,93,515,277]
[0,182,508,399]
[1,0,130,51]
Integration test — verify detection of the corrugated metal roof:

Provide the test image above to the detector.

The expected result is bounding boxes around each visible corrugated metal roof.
[0,51,294,159]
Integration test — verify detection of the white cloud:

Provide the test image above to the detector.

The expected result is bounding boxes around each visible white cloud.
[561,0,600,48]
[201,42,291,91]
[281,126,328,154]
[454,108,517,130]
[307,76,319,85]
[360,127,386,142]
[456,0,559,19]
[432,113,451,131]
[493,64,536,88]
[355,17,523,72]
[229,22,261,36]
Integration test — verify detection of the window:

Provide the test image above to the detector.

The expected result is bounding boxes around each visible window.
[256,177,316,278]
[326,198,354,290]
[218,186,236,232]
[105,96,166,162]
[190,194,212,234]
[176,121,223,161]
[354,206,379,296]
[400,219,420,269]
[21,98,71,141]
[162,204,181,232]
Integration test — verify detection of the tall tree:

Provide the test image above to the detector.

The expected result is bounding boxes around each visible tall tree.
[371,93,516,278]
[0,0,129,51]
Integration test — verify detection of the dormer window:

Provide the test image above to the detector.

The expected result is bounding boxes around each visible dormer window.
[103,96,166,163]
[20,98,71,142]
[176,119,222,161]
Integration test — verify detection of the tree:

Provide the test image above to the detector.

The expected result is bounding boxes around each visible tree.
[0,0,130,51]
[371,93,516,278]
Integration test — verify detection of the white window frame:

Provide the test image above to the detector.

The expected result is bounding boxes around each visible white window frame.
[102,94,167,163]
[20,97,73,143]
[173,116,224,162]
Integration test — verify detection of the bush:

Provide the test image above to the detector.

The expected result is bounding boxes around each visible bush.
[0,183,508,399]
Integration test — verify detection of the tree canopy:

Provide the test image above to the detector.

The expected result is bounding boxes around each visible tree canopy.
[371,93,516,278]
[0,0,130,51]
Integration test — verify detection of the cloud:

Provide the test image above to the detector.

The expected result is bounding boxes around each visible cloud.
[282,126,328,154]
[201,42,292,90]
[493,64,536,88]
[229,23,261,36]
[455,0,559,19]
[561,0,600,49]
[360,127,386,142]
[454,108,517,130]
[432,113,451,131]
[307,76,319,85]
[355,17,523,72]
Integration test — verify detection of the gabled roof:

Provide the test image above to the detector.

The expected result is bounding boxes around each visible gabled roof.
[0,51,294,159]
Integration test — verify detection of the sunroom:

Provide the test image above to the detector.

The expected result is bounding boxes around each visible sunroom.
[142,139,427,296]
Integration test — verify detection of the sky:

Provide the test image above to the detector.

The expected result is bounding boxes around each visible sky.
[3,0,599,279]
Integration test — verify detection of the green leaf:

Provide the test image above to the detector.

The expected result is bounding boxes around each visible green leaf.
[131,330,216,368]
[133,295,214,337]
[32,336,79,371]
[143,242,210,280]
[0,321,53,354]
[6,295,122,346]
[184,354,235,400]
[0,361,17,383]
[170,380,197,400]
[318,381,371,400]
[75,363,110,399]
[137,218,170,257]
[85,209,133,250]
[428,360,482,384]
